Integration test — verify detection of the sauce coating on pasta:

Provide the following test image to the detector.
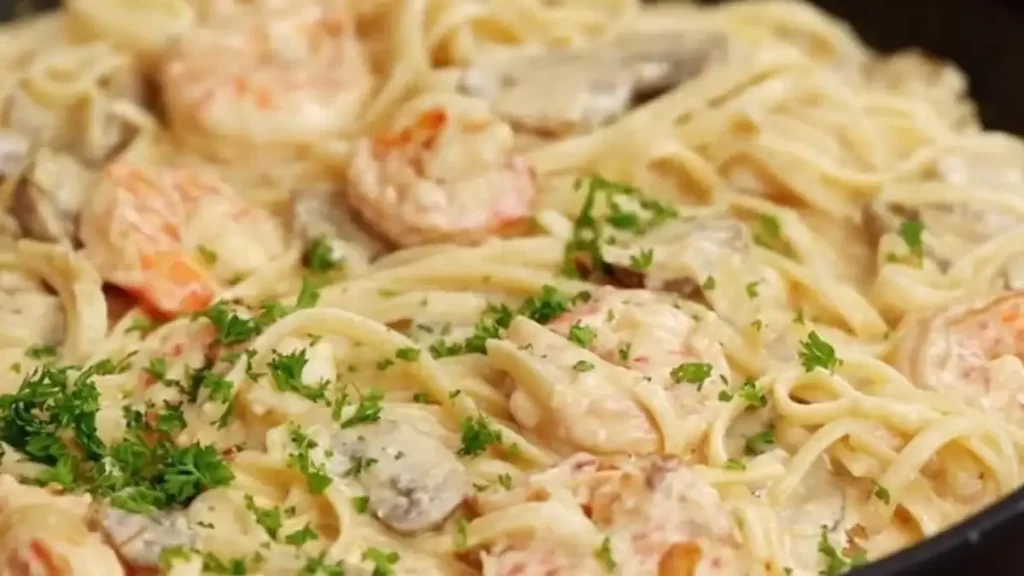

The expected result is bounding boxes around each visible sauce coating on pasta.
[0,1,1018,575]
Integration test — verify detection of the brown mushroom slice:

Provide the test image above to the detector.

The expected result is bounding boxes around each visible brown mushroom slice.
[7,148,93,247]
[458,31,725,138]
[0,131,30,175]
[610,30,728,100]
[96,506,196,569]
[0,268,65,349]
[328,420,470,535]
[862,195,1021,273]
[291,187,388,273]
[10,172,74,245]
[600,216,749,294]
[458,50,635,138]
[861,197,906,250]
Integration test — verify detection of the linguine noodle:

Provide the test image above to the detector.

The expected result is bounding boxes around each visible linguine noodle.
[0,1,1022,575]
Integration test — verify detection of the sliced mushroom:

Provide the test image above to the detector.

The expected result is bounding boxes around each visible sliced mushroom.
[862,195,1022,273]
[609,30,728,100]
[4,147,92,247]
[0,131,30,175]
[457,30,724,138]
[291,187,388,274]
[328,420,470,535]
[0,268,65,349]
[95,505,196,569]
[458,50,634,138]
[861,198,942,268]
[600,215,749,294]
[10,172,74,245]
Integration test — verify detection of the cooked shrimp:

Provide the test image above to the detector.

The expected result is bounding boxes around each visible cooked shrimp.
[161,0,373,163]
[489,289,734,455]
[895,290,1024,427]
[487,316,662,454]
[0,476,123,576]
[549,287,731,384]
[95,505,195,570]
[79,162,286,317]
[345,96,537,247]
[475,453,749,576]
[547,287,732,451]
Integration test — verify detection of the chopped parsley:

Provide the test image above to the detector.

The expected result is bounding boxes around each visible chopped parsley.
[344,455,378,478]
[429,286,589,359]
[702,276,716,291]
[352,495,370,513]
[560,175,677,278]
[670,362,713,389]
[144,357,169,382]
[244,494,282,539]
[794,309,806,325]
[363,548,400,576]
[457,415,502,457]
[519,285,590,325]
[299,553,347,576]
[334,387,384,429]
[798,331,842,373]
[0,356,234,512]
[752,213,789,254]
[744,428,776,456]
[286,427,332,494]
[629,248,654,271]
[594,536,616,572]
[395,347,421,361]
[573,360,595,372]
[567,322,597,348]
[454,518,469,550]
[268,349,329,402]
[193,280,320,347]
[618,343,632,362]
[745,281,760,299]
[873,482,891,505]
[197,245,218,265]
[25,344,57,360]
[201,551,262,574]
[284,524,319,546]
[724,458,746,471]
[126,316,155,335]
[738,379,768,408]
[818,527,867,575]
[159,547,193,570]
[305,236,342,273]
[898,219,925,262]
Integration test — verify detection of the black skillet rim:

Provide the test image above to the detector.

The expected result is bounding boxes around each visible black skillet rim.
[4,0,1024,574]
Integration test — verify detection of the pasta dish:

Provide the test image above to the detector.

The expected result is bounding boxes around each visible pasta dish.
[1,0,1022,574]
